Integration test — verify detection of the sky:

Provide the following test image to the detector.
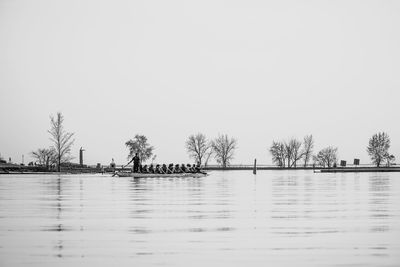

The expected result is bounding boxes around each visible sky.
[0,0,399,166]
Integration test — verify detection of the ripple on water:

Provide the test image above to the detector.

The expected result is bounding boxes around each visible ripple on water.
[0,171,400,267]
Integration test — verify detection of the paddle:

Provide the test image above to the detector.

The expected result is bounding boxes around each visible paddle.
[112,163,130,177]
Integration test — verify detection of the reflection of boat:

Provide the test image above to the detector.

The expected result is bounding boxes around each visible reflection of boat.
[115,172,208,178]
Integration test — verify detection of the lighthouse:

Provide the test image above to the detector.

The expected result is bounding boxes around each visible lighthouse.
[79,147,85,166]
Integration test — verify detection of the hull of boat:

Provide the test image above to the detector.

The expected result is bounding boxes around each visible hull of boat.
[115,172,207,178]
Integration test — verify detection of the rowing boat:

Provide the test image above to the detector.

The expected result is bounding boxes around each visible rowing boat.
[115,172,208,178]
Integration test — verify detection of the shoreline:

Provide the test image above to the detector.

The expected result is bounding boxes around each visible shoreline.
[204,166,400,172]
[2,166,400,175]
[317,167,400,173]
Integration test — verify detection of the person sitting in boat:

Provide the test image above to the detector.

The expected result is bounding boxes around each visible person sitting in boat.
[180,164,188,173]
[161,164,168,174]
[185,164,193,173]
[180,164,186,173]
[190,164,198,172]
[195,163,201,173]
[157,164,163,174]
[148,164,155,173]
[167,164,174,173]
[139,164,143,173]
[155,164,161,173]
[142,165,149,173]
[174,164,182,173]
[192,164,198,172]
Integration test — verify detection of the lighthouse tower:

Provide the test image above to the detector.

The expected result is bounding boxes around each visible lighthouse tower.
[79,147,85,166]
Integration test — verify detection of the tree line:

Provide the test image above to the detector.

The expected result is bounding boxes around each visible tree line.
[125,133,237,168]
[269,132,396,168]
[269,135,339,168]
[29,113,396,170]
[126,131,396,168]
[269,135,315,168]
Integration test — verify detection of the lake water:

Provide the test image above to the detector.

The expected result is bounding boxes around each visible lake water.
[0,171,399,267]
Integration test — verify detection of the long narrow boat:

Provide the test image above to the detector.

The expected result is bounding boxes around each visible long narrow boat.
[115,172,207,178]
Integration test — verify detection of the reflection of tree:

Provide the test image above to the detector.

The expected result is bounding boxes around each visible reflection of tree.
[55,176,64,257]
[368,175,391,233]
[270,175,300,220]
[57,177,62,218]
[270,175,341,237]
[43,176,66,257]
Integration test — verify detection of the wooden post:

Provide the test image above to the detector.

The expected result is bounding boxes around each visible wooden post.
[253,158,257,174]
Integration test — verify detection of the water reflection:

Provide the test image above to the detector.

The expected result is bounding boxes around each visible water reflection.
[368,174,391,233]
[127,175,233,238]
[42,176,66,258]
[0,172,399,267]
[271,174,346,240]
[271,175,301,221]
[42,224,69,232]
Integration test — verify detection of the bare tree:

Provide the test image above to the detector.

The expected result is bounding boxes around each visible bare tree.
[284,141,292,167]
[288,138,303,168]
[30,148,56,168]
[211,134,237,168]
[302,135,314,167]
[269,141,286,167]
[185,133,212,166]
[203,149,213,167]
[270,136,314,168]
[314,146,338,168]
[269,139,299,168]
[367,132,391,167]
[48,112,75,172]
[125,134,154,164]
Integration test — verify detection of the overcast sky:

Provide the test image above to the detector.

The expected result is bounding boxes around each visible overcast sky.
[0,0,399,166]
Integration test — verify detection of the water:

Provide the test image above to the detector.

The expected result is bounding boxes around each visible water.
[0,171,399,267]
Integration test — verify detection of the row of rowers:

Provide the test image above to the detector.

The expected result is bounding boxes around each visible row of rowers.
[126,153,202,174]
[136,163,201,174]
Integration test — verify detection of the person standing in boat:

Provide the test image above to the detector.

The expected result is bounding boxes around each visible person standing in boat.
[133,153,140,172]
[127,152,140,173]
